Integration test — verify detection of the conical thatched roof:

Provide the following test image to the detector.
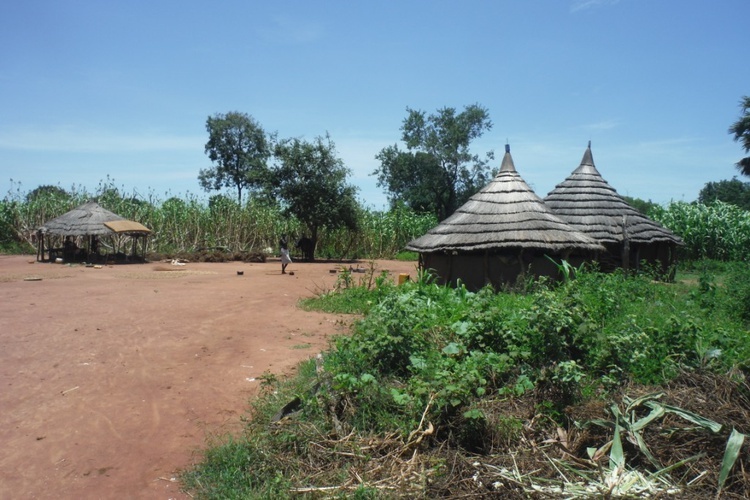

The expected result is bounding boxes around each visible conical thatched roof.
[39,201,127,236]
[544,143,683,245]
[406,145,604,253]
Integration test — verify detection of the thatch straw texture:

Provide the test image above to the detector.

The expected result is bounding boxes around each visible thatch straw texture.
[39,201,127,236]
[544,144,683,245]
[104,220,151,235]
[406,146,604,253]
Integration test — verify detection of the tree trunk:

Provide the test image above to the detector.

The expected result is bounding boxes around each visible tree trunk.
[310,226,318,262]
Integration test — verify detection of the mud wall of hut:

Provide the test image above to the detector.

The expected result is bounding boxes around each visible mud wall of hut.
[421,250,585,291]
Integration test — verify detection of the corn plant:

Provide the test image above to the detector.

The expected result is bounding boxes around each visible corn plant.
[650,201,750,261]
[2,181,436,258]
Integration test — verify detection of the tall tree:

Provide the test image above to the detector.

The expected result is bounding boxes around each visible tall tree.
[729,96,750,177]
[200,112,271,204]
[374,147,444,215]
[272,134,358,260]
[699,177,750,211]
[374,104,493,220]
[621,196,660,216]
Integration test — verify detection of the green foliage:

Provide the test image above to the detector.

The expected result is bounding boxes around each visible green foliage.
[649,200,750,261]
[316,266,750,436]
[374,104,494,220]
[728,95,750,177]
[721,261,750,326]
[394,250,419,261]
[181,359,324,498]
[200,111,272,204]
[271,134,359,259]
[374,147,445,216]
[320,203,435,260]
[301,267,395,315]
[699,177,750,210]
[2,179,435,259]
[0,199,19,248]
[621,195,660,215]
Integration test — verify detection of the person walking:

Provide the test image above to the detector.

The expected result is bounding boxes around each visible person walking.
[279,234,292,274]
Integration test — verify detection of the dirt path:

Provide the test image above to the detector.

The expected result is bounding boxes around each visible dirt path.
[0,255,416,499]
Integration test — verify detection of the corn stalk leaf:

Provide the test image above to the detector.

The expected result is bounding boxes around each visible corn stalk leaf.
[610,420,625,470]
[658,403,723,433]
[631,403,665,432]
[624,392,664,414]
[631,427,662,469]
[718,429,745,493]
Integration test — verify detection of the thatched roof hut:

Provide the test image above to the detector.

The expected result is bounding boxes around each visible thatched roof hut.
[544,143,683,275]
[406,145,603,290]
[39,202,128,236]
[37,201,151,263]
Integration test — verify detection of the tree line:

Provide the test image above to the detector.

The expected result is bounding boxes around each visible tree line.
[198,105,496,256]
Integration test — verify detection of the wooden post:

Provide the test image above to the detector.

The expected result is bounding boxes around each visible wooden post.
[517,248,525,283]
[621,215,630,275]
[484,250,492,285]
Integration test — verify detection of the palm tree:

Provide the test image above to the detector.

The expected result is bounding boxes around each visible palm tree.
[729,96,750,177]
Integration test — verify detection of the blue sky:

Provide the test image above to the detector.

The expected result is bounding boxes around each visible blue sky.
[1,0,748,209]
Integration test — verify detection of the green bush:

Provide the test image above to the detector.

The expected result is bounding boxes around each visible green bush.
[315,265,750,436]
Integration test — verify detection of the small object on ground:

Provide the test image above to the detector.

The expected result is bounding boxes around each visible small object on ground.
[237,271,244,276]
[27,260,35,264]
[398,273,410,285]
[23,276,42,281]
[289,271,294,276]
[93,265,103,269]
[86,263,94,268]
[55,258,63,264]
[329,269,337,273]
[271,396,302,423]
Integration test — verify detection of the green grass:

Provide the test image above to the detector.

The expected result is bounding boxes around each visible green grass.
[393,250,419,261]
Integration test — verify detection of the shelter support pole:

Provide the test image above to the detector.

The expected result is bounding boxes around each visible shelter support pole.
[621,215,630,276]
[447,253,453,286]
[634,245,641,273]
[36,231,42,262]
[484,250,492,285]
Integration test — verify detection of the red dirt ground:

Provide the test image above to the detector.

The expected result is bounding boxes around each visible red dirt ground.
[0,255,416,500]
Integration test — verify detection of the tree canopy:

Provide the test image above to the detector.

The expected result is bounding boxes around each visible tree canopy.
[200,111,271,204]
[374,104,494,221]
[272,134,358,259]
[728,96,750,177]
[25,185,70,203]
[621,196,660,216]
[699,177,750,211]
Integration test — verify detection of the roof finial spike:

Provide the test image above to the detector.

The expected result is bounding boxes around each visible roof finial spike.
[505,143,510,153]
[588,140,591,148]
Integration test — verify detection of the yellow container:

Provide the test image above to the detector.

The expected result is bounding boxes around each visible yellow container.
[398,273,410,285]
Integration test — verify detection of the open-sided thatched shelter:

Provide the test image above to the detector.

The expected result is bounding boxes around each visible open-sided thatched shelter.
[406,145,604,290]
[544,143,683,276]
[37,201,151,263]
